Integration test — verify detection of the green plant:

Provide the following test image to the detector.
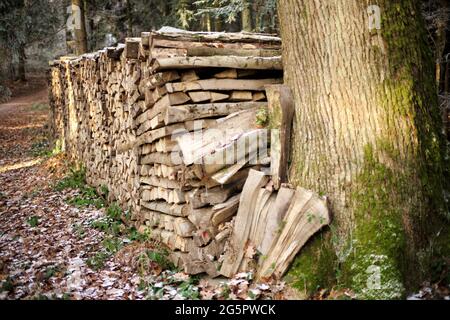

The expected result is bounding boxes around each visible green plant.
[72,223,85,239]
[87,252,109,270]
[27,216,39,227]
[43,266,60,281]
[106,203,122,221]
[56,168,106,209]
[54,167,87,191]
[102,236,123,254]
[0,277,14,292]
[68,186,106,209]
[178,281,200,299]
[147,249,175,270]
[30,140,51,157]
[128,227,150,242]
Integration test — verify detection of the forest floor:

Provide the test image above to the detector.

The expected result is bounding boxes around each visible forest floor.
[0,79,288,300]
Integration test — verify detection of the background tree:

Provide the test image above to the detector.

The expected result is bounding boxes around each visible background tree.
[71,0,88,55]
[278,0,449,299]
[0,0,63,81]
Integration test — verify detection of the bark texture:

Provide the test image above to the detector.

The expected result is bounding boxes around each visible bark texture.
[278,0,449,299]
[241,0,252,31]
[72,0,87,55]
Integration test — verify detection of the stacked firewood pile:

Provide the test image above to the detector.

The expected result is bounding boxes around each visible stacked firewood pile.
[49,28,284,275]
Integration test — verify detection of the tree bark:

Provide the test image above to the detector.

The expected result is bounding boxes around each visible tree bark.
[214,16,223,32]
[72,0,87,55]
[126,0,133,37]
[278,0,449,299]
[435,0,448,90]
[241,0,252,32]
[17,44,26,81]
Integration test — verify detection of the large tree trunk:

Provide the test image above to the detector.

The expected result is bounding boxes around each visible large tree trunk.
[278,0,449,299]
[72,0,87,55]
[17,44,26,82]
[241,0,252,32]
[126,0,133,37]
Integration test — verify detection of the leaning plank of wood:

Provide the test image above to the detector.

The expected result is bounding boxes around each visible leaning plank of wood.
[220,169,269,278]
[238,189,277,273]
[257,188,331,281]
[164,102,266,125]
[248,188,274,248]
[186,47,281,57]
[166,78,282,93]
[153,56,283,71]
[258,186,295,255]
[265,84,295,190]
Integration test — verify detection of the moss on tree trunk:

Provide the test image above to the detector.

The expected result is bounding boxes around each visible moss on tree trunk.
[278,0,449,299]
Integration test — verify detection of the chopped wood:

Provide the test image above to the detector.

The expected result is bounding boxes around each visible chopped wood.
[220,169,269,277]
[257,188,331,281]
[186,47,281,57]
[164,102,266,125]
[265,84,295,190]
[229,91,253,101]
[49,29,282,277]
[180,70,199,82]
[211,194,240,226]
[153,56,283,71]
[166,78,282,93]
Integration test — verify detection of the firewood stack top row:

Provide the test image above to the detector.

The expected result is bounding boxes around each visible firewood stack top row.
[49,28,283,275]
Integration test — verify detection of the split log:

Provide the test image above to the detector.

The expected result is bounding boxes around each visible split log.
[164,102,266,125]
[187,47,281,57]
[153,56,283,71]
[220,169,269,277]
[166,78,282,93]
[257,188,331,281]
[211,194,240,226]
[151,28,281,45]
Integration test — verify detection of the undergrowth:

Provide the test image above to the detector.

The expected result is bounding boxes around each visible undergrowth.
[30,138,62,158]
[55,166,175,279]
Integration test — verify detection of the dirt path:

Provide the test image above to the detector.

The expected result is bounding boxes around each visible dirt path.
[0,83,146,299]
